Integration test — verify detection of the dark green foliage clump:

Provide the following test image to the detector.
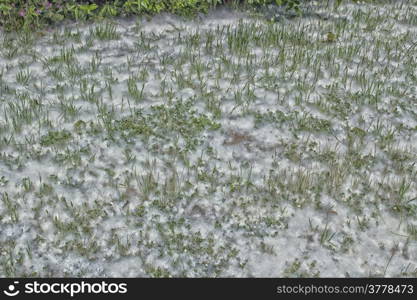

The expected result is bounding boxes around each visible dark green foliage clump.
[0,0,303,31]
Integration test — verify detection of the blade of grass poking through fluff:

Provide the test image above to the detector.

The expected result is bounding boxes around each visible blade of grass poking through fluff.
[0,0,416,278]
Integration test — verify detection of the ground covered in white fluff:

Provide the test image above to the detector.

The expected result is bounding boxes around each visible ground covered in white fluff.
[0,0,416,277]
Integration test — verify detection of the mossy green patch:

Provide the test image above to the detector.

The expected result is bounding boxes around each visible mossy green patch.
[40,130,72,146]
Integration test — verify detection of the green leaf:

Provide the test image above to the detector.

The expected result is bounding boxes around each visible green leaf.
[0,4,12,11]
[79,4,98,12]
